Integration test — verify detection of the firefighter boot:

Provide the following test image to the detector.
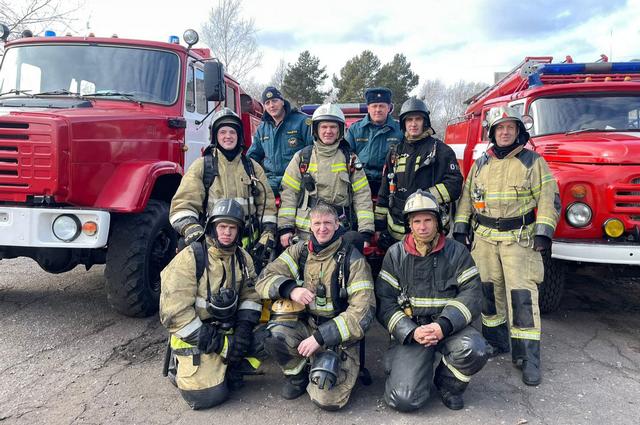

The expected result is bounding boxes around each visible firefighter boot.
[434,362,468,410]
[281,370,309,400]
[512,338,541,386]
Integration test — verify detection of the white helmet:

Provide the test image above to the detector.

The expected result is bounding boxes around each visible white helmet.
[311,103,345,140]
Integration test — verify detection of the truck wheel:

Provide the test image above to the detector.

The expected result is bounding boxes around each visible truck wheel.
[105,200,177,317]
[538,251,566,314]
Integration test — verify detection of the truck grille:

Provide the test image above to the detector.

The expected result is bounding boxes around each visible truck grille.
[0,120,54,191]
[611,177,640,218]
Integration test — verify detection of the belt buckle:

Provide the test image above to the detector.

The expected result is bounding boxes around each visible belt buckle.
[495,217,503,231]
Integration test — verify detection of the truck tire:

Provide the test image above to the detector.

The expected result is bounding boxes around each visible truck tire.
[538,251,566,314]
[105,199,177,317]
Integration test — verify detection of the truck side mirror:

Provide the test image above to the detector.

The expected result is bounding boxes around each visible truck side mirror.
[204,61,226,102]
[1,24,10,42]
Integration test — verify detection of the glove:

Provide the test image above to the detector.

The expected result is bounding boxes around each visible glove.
[196,323,226,355]
[184,223,204,245]
[533,235,552,252]
[227,320,254,364]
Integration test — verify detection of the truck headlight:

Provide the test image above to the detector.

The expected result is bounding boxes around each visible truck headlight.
[566,202,592,228]
[52,214,81,242]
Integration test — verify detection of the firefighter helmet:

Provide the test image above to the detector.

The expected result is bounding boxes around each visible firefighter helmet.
[311,103,346,141]
[205,199,245,245]
[210,107,243,146]
[270,299,306,320]
[403,189,442,227]
[399,97,432,131]
[309,349,341,390]
[487,106,527,141]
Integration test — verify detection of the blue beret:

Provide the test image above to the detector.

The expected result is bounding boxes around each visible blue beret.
[262,86,284,103]
[365,87,392,105]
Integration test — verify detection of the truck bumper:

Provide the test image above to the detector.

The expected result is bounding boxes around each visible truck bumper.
[0,206,110,248]
[552,239,640,265]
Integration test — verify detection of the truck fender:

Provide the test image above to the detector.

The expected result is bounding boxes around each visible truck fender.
[93,161,184,213]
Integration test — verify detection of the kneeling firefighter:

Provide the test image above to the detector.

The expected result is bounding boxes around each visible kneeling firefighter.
[160,199,265,410]
[256,203,376,410]
[376,190,488,412]
[169,108,277,273]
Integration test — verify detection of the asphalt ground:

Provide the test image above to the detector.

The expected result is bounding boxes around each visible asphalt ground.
[1,258,639,425]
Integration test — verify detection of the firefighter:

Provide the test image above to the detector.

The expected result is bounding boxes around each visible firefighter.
[169,108,276,269]
[247,87,313,195]
[160,199,264,409]
[376,190,488,412]
[278,103,374,252]
[375,97,463,249]
[255,203,375,410]
[453,106,560,386]
[345,87,403,195]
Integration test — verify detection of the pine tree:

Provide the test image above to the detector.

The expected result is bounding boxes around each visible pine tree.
[375,54,419,114]
[332,50,381,102]
[281,51,328,106]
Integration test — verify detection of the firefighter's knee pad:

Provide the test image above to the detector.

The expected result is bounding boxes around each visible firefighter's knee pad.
[385,386,426,412]
[510,289,535,328]
[180,382,229,410]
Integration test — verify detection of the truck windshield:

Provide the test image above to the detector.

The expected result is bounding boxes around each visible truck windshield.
[529,95,640,136]
[0,44,180,105]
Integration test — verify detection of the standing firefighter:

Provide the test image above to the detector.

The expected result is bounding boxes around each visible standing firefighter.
[376,190,488,412]
[345,87,403,195]
[160,199,264,409]
[453,106,560,386]
[278,103,374,252]
[256,204,375,410]
[247,86,313,195]
[169,108,277,271]
[375,97,462,248]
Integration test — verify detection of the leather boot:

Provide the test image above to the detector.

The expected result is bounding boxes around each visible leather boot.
[512,338,541,386]
[434,362,468,410]
[281,370,309,400]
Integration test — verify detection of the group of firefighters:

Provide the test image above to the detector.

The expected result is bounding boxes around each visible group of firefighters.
[159,85,560,411]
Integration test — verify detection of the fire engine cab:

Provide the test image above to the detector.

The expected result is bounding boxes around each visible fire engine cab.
[446,56,640,312]
[0,26,260,317]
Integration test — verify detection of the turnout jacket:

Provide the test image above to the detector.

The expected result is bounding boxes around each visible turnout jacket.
[345,114,403,183]
[453,145,560,242]
[278,140,374,235]
[256,238,376,347]
[375,134,463,233]
[160,239,262,348]
[169,150,277,242]
[375,234,481,344]
[247,101,313,192]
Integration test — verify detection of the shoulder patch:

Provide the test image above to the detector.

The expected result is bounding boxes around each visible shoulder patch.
[515,148,538,169]
[305,118,312,126]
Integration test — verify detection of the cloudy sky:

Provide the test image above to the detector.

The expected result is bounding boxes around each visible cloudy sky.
[77,0,640,90]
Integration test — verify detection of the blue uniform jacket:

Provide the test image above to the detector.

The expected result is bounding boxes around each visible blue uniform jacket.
[346,114,403,183]
[247,101,313,193]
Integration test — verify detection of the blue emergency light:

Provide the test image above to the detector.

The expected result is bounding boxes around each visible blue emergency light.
[44,30,56,37]
[528,61,640,87]
[168,35,180,44]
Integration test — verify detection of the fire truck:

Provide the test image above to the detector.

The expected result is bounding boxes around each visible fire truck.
[446,56,640,312]
[0,26,261,317]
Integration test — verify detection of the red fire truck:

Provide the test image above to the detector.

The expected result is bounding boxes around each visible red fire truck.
[0,26,261,317]
[445,56,640,312]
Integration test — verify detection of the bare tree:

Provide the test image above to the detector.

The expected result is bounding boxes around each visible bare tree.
[201,0,262,81]
[269,58,288,89]
[0,0,83,39]
[418,79,488,136]
[242,77,267,102]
